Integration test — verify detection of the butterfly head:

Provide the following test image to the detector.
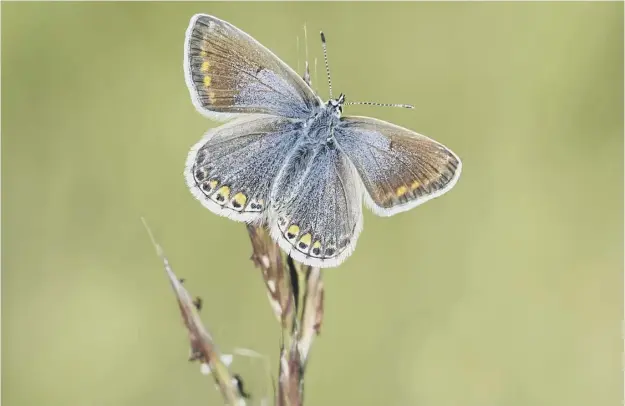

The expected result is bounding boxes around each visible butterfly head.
[327,93,345,117]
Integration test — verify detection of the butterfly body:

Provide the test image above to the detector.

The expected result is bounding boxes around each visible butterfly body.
[184,14,462,268]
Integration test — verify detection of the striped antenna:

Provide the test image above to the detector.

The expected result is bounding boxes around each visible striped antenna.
[320,31,333,99]
[345,101,414,109]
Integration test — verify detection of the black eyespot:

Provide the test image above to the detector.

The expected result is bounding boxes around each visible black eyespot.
[232,201,241,208]
[201,182,212,192]
[312,247,320,255]
[195,170,206,181]
[287,232,295,239]
[298,242,307,249]
[216,194,225,202]
[325,248,335,256]
[339,238,349,249]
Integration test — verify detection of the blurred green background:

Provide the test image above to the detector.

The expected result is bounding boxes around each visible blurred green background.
[2,2,623,406]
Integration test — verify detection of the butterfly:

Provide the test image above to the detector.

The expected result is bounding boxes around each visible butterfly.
[183,14,462,268]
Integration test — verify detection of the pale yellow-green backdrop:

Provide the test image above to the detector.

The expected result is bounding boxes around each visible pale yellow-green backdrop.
[2,2,622,406]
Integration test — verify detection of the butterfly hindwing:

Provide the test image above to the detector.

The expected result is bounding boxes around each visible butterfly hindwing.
[184,14,321,120]
[335,116,462,216]
[269,141,363,268]
[185,115,302,222]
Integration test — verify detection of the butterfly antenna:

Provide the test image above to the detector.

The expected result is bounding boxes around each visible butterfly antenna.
[320,31,333,99]
[345,100,415,109]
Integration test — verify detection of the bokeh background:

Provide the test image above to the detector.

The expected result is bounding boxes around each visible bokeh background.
[2,2,623,406]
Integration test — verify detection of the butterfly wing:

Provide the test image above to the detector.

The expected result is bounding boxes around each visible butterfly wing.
[268,142,363,268]
[335,116,462,216]
[184,14,321,121]
[185,115,303,222]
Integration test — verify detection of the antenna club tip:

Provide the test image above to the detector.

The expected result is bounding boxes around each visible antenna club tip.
[320,31,326,42]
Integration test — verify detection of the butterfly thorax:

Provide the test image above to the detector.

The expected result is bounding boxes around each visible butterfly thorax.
[304,93,345,144]
[327,93,345,117]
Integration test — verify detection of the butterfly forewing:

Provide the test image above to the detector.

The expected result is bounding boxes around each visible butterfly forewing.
[336,116,462,217]
[268,142,363,268]
[185,115,302,222]
[184,14,321,120]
